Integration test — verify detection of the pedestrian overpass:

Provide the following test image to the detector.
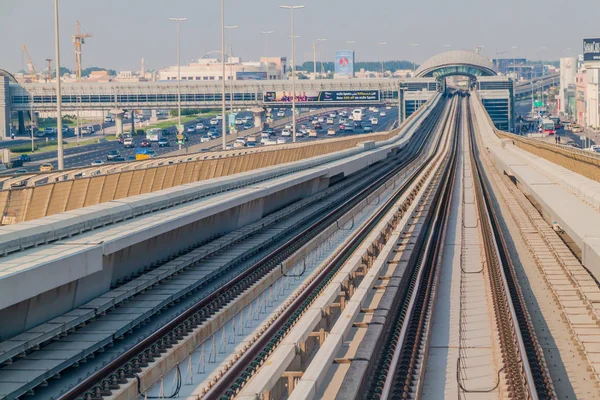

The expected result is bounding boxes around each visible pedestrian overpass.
[0,50,514,138]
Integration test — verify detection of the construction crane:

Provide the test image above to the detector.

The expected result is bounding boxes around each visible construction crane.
[72,20,93,81]
[45,58,53,82]
[21,44,36,75]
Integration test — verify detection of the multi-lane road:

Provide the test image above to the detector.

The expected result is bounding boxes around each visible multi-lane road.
[3,106,398,174]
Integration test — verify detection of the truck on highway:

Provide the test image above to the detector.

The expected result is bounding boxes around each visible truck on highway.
[146,128,162,142]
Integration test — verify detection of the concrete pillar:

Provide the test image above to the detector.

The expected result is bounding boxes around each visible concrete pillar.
[250,107,266,130]
[0,77,10,140]
[18,111,25,136]
[111,109,125,136]
[151,109,158,122]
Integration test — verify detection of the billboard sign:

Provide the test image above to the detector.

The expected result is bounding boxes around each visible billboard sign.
[583,38,600,62]
[236,71,268,80]
[264,90,379,103]
[335,50,355,77]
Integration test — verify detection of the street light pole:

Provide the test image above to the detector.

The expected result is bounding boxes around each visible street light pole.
[225,25,239,139]
[280,5,305,143]
[261,31,274,80]
[317,38,326,77]
[221,0,226,150]
[54,0,64,170]
[169,17,187,151]
[511,45,518,80]
[377,42,387,77]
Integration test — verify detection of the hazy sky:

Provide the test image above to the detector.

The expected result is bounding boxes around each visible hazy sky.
[0,0,596,73]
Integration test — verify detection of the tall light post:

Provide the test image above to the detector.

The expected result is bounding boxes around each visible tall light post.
[225,25,238,138]
[54,0,64,170]
[312,42,318,78]
[511,45,518,80]
[410,43,419,75]
[539,46,547,106]
[317,38,326,77]
[261,31,274,80]
[221,0,226,150]
[168,17,187,150]
[280,5,305,143]
[377,42,387,77]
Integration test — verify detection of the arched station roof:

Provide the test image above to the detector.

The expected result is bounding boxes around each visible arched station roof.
[415,50,497,79]
[0,69,19,83]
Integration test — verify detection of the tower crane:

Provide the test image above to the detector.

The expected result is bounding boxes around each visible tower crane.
[21,45,36,75]
[72,20,93,81]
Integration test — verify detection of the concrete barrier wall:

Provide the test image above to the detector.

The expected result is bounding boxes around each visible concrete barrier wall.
[0,116,413,226]
[495,131,600,183]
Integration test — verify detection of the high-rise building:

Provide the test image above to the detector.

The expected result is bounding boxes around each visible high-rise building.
[559,57,577,115]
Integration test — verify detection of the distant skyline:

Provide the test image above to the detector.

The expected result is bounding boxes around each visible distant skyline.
[0,0,595,73]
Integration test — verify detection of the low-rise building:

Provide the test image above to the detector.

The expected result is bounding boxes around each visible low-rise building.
[158,57,285,82]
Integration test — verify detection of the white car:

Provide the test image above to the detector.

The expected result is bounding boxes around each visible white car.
[281,129,291,137]
[326,118,334,124]
[329,112,337,118]
[277,137,288,144]
[196,123,205,130]
[235,118,244,125]
[91,160,104,166]
[370,117,379,125]
[318,117,325,123]
[296,131,304,137]
[277,111,286,117]
[284,124,292,130]
[216,114,223,120]
[380,111,387,117]
[210,119,219,125]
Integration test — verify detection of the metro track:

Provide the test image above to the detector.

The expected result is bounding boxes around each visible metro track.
[352,94,555,400]
[0,100,442,399]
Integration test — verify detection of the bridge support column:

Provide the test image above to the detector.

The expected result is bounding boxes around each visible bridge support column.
[150,109,158,122]
[0,77,10,140]
[18,111,25,136]
[251,107,265,130]
[111,109,125,136]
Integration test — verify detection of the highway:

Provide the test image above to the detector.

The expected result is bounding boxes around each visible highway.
[2,107,398,174]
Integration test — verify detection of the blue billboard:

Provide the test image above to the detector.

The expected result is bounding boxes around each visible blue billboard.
[335,50,355,77]
[236,71,268,80]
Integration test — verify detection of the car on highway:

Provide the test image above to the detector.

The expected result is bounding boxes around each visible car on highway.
[161,129,173,136]
[354,122,362,129]
[329,112,337,118]
[276,137,288,144]
[140,139,151,148]
[91,160,104,166]
[296,131,304,138]
[284,123,292,130]
[326,118,334,124]
[263,139,277,146]
[281,129,291,137]
[39,163,54,172]
[104,116,114,123]
[15,169,28,174]
[328,128,336,135]
[216,114,223,120]
[309,129,318,137]
[344,125,354,133]
[147,149,157,157]
[106,150,120,161]
[267,128,275,135]
[111,157,126,162]
[339,124,346,130]
[565,142,582,148]
[277,111,285,117]
[313,123,323,130]
[339,118,347,124]
[318,117,325,123]
[123,138,134,148]
[158,138,170,147]
[589,145,600,153]
[19,154,31,162]
[370,117,379,125]
[127,156,137,161]
[200,136,210,143]
[364,125,373,133]
[210,119,219,125]
[44,127,57,135]
[243,124,253,130]
[380,111,387,117]
[186,126,196,133]
[195,123,205,130]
